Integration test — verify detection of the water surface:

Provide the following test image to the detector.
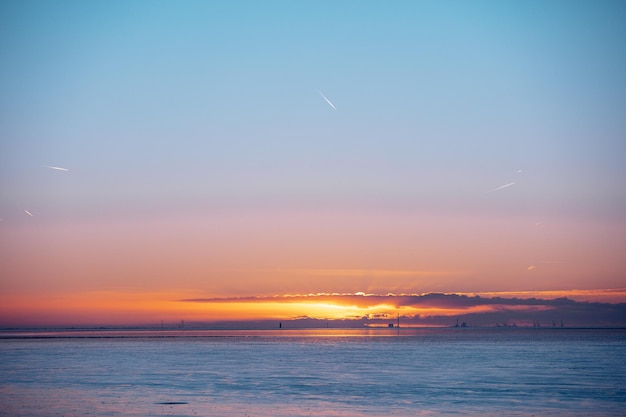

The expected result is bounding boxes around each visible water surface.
[1,328,624,416]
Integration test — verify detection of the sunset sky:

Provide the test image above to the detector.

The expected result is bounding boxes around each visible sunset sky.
[1,1,625,327]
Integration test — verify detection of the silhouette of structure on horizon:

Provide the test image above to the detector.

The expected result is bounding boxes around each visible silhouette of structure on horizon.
[454,318,467,328]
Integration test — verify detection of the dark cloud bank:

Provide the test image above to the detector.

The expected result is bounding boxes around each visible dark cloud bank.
[183,293,626,329]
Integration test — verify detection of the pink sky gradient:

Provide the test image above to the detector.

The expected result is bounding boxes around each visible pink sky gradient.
[2,208,624,327]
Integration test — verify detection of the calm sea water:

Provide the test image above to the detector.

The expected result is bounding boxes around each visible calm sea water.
[1,328,624,417]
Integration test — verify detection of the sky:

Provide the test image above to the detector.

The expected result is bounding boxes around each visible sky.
[1,0,625,327]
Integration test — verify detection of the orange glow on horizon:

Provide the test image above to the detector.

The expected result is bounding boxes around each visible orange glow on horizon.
[3,287,621,327]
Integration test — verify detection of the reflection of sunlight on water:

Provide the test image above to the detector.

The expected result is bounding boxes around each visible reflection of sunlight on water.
[0,328,423,339]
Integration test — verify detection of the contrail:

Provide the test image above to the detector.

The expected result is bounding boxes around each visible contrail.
[319,91,337,110]
[24,209,33,216]
[487,182,515,193]
[46,166,69,172]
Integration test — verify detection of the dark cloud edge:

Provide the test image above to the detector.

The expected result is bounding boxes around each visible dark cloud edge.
[180,292,625,307]
[180,292,626,327]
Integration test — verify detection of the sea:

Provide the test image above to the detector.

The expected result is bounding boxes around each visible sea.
[1,328,624,417]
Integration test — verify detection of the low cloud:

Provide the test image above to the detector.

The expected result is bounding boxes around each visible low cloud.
[181,292,626,327]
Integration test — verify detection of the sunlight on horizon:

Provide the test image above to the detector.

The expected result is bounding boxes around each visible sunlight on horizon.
[2,289,625,327]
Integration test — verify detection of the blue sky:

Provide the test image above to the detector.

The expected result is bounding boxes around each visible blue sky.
[2,1,625,217]
[1,1,625,315]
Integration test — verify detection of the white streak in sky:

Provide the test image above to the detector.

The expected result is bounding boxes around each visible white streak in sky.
[24,209,33,216]
[487,182,515,193]
[319,91,337,110]
[46,166,69,172]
